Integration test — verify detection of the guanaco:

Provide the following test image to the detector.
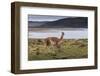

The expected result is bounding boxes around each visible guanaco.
[45,32,64,48]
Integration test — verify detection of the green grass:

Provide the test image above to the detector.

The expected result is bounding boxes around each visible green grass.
[28,39,88,60]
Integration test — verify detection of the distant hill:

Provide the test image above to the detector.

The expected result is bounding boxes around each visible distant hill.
[28,21,48,28]
[28,17,88,28]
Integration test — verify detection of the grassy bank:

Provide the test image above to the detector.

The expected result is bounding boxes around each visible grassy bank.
[28,39,88,60]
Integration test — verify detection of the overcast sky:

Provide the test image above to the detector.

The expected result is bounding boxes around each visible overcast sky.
[28,15,70,21]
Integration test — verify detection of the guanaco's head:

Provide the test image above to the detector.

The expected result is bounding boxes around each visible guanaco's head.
[62,32,64,36]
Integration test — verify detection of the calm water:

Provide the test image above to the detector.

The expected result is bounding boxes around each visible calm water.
[28,28,88,39]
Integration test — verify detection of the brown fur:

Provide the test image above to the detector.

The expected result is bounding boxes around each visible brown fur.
[45,32,64,47]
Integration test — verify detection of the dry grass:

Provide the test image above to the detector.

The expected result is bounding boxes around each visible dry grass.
[28,39,88,60]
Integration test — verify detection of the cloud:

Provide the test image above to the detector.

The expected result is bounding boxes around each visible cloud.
[28,15,69,21]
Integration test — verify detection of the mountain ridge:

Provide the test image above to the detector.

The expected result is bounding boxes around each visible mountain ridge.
[28,17,88,28]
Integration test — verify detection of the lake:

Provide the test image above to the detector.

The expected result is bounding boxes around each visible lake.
[28,28,88,39]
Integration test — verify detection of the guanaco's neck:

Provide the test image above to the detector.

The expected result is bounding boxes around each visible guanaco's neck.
[59,32,64,41]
